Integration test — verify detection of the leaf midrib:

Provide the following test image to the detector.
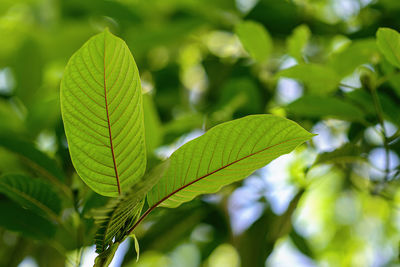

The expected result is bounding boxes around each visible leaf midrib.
[127,135,309,234]
[103,34,121,195]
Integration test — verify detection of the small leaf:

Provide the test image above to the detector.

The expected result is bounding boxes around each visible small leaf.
[376,27,400,69]
[328,39,378,78]
[314,143,366,166]
[148,115,313,208]
[286,95,366,122]
[287,24,311,62]
[277,64,340,94]
[60,29,146,197]
[0,174,62,223]
[130,234,140,262]
[94,161,168,254]
[235,20,272,62]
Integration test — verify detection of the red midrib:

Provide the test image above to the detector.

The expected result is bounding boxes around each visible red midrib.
[127,135,308,234]
[103,34,121,195]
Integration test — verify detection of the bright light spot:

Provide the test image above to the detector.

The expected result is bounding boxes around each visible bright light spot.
[191,223,214,243]
[18,257,38,267]
[156,129,204,159]
[206,244,240,267]
[368,148,399,180]
[169,243,200,267]
[236,0,259,13]
[0,67,15,94]
[35,131,57,155]
[206,31,242,59]
[312,120,349,152]
[267,239,316,267]
[276,78,303,104]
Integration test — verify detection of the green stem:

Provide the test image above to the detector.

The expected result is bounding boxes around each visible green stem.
[369,85,391,182]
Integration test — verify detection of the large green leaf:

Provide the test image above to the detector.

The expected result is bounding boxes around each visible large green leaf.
[147,115,313,208]
[277,64,340,94]
[0,174,61,223]
[94,161,168,254]
[60,29,146,197]
[235,20,272,62]
[376,28,400,69]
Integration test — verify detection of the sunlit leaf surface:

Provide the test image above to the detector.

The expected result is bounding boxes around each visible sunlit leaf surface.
[60,29,146,197]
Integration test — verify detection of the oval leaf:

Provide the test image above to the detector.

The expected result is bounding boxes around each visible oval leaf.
[60,29,146,197]
[286,95,365,122]
[377,27,400,69]
[235,20,272,62]
[148,115,313,208]
[277,64,340,94]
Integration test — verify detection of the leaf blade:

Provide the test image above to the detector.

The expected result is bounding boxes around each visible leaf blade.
[148,115,313,208]
[94,161,168,254]
[60,29,146,196]
[0,174,62,223]
[377,27,400,68]
[235,20,272,62]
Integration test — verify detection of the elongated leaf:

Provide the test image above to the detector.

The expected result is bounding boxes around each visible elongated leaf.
[376,28,400,69]
[235,20,272,62]
[277,64,340,94]
[60,29,146,197]
[0,174,61,223]
[148,115,313,208]
[94,161,169,254]
[0,135,65,182]
[286,95,365,122]
[314,143,366,166]
[0,200,56,240]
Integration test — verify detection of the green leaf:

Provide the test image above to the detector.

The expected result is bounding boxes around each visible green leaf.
[94,161,168,254]
[0,134,71,199]
[0,200,56,240]
[235,20,272,62]
[0,135,65,182]
[60,29,146,197]
[148,115,313,208]
[376,27,400,69]
[287,24,311,62]
[286,95,366,122]
[328,39,378,78]
[277,64,340,94]
[143,93,163,156]
[345,90,400,125]
[314,143,366,166]
[131,234,140,262]
[0,174,62,223]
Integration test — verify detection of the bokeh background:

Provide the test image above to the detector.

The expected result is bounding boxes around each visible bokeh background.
[1,0,400,266]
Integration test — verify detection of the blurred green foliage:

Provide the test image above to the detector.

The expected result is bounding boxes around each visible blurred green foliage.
[1,0,400,266]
